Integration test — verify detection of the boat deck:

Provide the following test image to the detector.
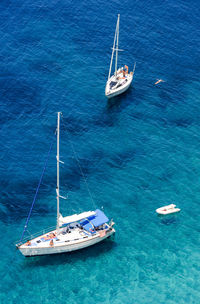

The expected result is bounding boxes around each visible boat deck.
[19,224,110,249]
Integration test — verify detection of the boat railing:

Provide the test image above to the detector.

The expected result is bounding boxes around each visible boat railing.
[15,225,57,246]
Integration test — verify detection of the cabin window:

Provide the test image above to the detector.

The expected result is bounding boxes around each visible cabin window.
[110,81,117,88]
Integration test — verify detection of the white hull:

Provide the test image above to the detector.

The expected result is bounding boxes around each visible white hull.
[105,72,133,99]
[18,227,115,257]
[156,204,181,215]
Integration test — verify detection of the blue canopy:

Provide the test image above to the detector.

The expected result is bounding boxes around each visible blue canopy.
[91,209,109,227]
[80,209,109,232]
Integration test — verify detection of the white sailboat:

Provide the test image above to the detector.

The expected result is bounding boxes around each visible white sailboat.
[105,14,136,99]
[16,112,115,257]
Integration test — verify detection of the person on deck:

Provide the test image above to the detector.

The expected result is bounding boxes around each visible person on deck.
[124,65,129,74]
[25,240,31,246]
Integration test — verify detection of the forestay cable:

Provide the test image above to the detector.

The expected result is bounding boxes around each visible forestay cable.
[19,133,56,243]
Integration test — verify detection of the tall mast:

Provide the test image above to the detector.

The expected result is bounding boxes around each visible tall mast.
[108,15,118,80]
[115,14,120,76]
[56,112,61,230]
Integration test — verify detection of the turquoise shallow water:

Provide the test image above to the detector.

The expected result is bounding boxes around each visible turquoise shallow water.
[0,0,200,303]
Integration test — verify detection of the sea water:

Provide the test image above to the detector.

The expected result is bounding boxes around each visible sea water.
[0,0,200,303]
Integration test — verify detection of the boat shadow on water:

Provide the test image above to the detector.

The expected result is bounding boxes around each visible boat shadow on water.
[106,86,136,110]
[157,213,181,226]
[23,237,117,268]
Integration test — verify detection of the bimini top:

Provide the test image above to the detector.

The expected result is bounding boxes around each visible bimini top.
[80,209,109,232]
[59,211,96,226]
[90,209,109,227]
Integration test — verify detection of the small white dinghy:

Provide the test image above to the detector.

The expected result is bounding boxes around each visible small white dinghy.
[156,204,181,215]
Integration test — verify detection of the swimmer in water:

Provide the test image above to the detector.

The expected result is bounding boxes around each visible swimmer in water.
[155,79,165,85]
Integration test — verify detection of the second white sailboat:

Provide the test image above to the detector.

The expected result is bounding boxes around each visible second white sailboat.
[105,14,136,99]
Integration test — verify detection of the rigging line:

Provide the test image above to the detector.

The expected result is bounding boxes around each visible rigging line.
[60,114,96,209]
[19,131,56,243]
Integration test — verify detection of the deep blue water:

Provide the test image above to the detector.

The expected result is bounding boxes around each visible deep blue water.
[0,0,200,303]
